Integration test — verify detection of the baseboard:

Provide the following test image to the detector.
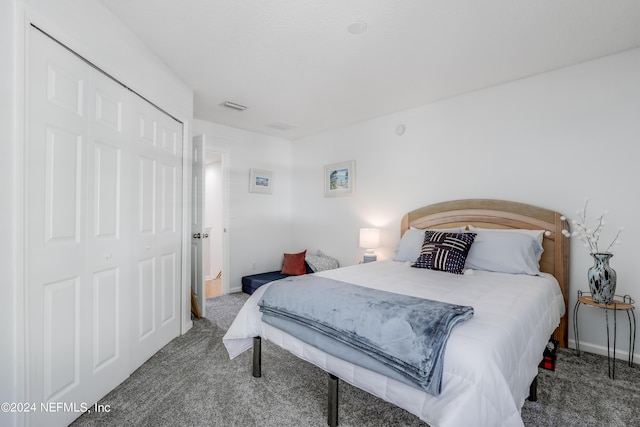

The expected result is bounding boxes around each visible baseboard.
[567,338,638,362]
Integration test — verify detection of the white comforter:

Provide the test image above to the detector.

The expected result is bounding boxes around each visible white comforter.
[223,261,565,427]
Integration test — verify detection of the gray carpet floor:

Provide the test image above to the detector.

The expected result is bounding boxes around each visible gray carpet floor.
[72,293,640,427]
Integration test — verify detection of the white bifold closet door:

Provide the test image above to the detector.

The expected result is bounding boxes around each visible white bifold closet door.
[129,93,183,370]
[27,27,182,427]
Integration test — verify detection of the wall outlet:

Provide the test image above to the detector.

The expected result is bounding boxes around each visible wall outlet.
[251,261,256,271]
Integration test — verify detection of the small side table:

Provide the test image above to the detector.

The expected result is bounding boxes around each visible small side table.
[573,290,636,379]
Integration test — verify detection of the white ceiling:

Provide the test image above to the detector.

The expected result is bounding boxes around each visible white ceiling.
[101,0,640,140]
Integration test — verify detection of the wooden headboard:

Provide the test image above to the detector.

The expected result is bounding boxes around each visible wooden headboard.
[401,199,570,348]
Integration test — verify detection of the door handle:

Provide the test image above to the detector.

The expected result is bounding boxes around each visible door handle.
[193,233,201,239]
[203,233,209,238]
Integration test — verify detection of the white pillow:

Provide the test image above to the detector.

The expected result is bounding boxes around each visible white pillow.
[468,225,545,246]
[464,228,544,275]
[394,227,465,262]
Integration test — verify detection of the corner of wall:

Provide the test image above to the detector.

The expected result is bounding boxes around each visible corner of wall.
[1,0,19,425]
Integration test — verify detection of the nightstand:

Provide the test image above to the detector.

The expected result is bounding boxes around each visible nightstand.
[573,290,636,379]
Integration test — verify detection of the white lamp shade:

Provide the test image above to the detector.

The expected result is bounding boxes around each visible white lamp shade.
[359,228,380,249]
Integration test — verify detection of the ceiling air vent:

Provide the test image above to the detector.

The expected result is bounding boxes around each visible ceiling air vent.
[220,101,247,111]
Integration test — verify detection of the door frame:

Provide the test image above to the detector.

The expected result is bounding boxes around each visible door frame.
[180,123,193,334]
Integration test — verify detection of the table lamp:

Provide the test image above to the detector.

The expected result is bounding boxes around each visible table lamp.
[359,228,380,263]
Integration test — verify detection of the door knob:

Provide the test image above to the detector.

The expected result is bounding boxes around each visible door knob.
[193,233,201,239]
[203,233,209,238]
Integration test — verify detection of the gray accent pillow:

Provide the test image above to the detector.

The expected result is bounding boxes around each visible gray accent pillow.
[464,229,543,275]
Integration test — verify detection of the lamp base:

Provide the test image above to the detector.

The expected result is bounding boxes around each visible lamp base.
[363,254,377,263]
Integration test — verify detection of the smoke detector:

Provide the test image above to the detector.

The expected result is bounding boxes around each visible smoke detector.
[347,22,367,35]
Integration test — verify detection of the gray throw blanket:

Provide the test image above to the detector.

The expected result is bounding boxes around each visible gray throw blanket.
[258,275,474,395]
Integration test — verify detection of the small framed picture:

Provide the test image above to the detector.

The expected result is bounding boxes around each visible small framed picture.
[249,169,274,194]
[324,161,355,197]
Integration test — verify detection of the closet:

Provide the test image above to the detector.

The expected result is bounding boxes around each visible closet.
[26,27,183,427]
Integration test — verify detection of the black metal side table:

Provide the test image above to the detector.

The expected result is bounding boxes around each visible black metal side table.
[573,290,636,379]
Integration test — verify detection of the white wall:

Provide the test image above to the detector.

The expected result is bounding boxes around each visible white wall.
[1,1,18,426]
[291,48,640,360]
[194,120,295,293]
[2,1,193,425]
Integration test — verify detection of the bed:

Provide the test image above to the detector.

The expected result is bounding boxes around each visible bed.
[223,199,570,427]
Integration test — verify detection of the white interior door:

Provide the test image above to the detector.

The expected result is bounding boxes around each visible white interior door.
[27,28,130,427]
[191,134,206,316]
[204,147,229,295]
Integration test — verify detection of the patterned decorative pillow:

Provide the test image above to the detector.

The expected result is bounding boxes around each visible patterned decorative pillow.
[281,250,307,275]
[305,250,339,272]
[412,231,476,274]
[394,227,466,262]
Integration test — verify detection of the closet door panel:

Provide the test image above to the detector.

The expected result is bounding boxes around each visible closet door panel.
[160,163,177,233]
[85,71,132,395]
[45,126,83,243]
[138,156,157,234]
[93,142,121,238]
[43,277,80,399]
[155,116,182,340]
[133,152,157,348]
[138,113,156,146]
[92,268,120,371]
[159,163,178,326]
[160,252,177,324]
[159,123,178,155]
[27,28,131,427]
[46,60,84,116]
[95,91,122,131]
[137,257,157,340]
[129,98,182,370]
[28,28,90,427]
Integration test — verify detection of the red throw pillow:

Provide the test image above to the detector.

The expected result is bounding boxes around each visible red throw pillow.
[281,250,307,275]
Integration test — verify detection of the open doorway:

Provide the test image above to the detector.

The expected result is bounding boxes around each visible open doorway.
[204,150,225,298]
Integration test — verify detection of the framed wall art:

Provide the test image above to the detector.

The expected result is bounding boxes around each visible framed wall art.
[249,169,274,194]
[324,160,355,197]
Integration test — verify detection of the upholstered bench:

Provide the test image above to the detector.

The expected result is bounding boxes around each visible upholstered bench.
[241,263,314,295]
[241,250,339,295]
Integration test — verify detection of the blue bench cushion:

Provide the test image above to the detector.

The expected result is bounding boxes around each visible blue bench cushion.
[242,262,314,295]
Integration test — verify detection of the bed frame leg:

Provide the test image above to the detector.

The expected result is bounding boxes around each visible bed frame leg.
[252,336,262,378]
[328,374,339,427]
[528,375,538,401]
